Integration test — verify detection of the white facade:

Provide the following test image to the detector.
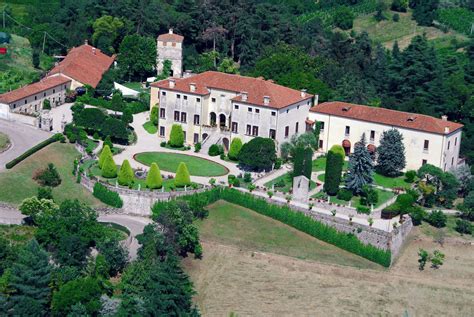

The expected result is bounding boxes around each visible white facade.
[156,29,183,78]
[308,111,462,172]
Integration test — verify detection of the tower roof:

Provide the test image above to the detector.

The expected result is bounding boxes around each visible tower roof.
[157,29,184,43]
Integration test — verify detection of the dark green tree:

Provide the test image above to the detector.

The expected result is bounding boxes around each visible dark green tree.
[169,124,185,148]
[118,35,156,81]
[293,146,313,180]
[51,277,102,316]
[333,6,354,30]
[324,145,346,195]
[32,49,40,69]
[376,129,406,177]
[238,137,277,171]
[411,0,439,26]
[346,134,374,194]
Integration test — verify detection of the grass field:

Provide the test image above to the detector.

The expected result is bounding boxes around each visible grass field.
[312,156,348,172]
[0,132,10,151]
[142,121,158,134]
[134,152,229,177]
[420,215,474,241]
[196,201,381,269]
[0,224,36,245]
[374,172,411,189]
[0,142,101,206]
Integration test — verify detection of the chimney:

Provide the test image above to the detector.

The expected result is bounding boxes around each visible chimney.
[169,28,173,34]
[263,96,270,105]
[301,89,307,98]
[169,79,175,88]
[314,94,319,106]
[84,39,88,45]
[445,126,450,134]
[441,115,448,121]
[241,91,248,102]
[183,70,193,78]
[190,83,196,92]
[92,47,96,55]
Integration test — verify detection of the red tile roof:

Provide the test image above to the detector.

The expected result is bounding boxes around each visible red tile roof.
[0,75,71,104]
[151,71,313,109]
[157,30,184,43]
[48,44,115,88]
[310,101,463,135]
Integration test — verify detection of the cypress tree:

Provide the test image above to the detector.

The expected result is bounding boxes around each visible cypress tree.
[7,240,52,316]
[101,154,117,178]
[228,138,243,160]
[377,129,406,177]
[169,124,184,148]
[99,145,112,169]
[174,162,191,187]
[146,163,163,189]
[324,145,345,195]
[118,160,134,186]
[345,134,374,194]
[293,146,313,179]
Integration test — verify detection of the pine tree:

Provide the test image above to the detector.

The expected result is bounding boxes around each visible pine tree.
[169,124,184,148]
[228,138,243,160]
[102,154,117,178]
[7,240,52,316]
[146,163,163,189]
[324,145,345,195]
[174,162,191,187]
[377,129,406,177]
[99,145,113,169]
[345,134,374,194]
[118,160,134,186]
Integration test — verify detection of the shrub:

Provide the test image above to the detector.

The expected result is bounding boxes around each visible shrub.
[228,137,243,160]
[408,206,426,226]
[455,219,472,234]
[160,141,167,147]
[150,106,159,126]
[117,160,134,186]
[208,144,221,156]
[238,137,276,171]
[101,154,117,178]
[34,163,62,187]
[333,6,354,30]
[99,145,113,169]
[103,136,113,150]
[356,206,370,215]
[228,174,236,184]
[244,172,252,183]
[381,193,414,219]
[194,142,201,153]
[43,99,51,110]
[405,170,416,183]
[175,162,191,187]
[391,0,407,12]
[5,134,62,169]
[392,13,400,22]
[93,183,123,208]
[274,158,282,169]
[324,145,345,195]
[37,186,53,200]
[426,210,447,228]
[233,178,240,187]
[169,124,184,147]
[93,132,100,140]
[360,186,378,206]
[220,153,226,160]
[418,249,429,270]
[337,189,353,201]
[146,163,163,189]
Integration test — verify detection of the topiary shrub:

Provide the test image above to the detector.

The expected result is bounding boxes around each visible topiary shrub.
[98,145,112,169]
[101,154,117,178]
[169,124,184,148]
[117,160,134,186]
[146,163,163,189]
[228,138,243,160]
[405,170,416,183]
[194,142,201,153]
[324,145,345,195]
[174,162,191,187]
[337,188,353,201]
[208,144,221,156]
[426,210,447,228]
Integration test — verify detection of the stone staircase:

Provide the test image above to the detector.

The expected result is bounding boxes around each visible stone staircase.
[201,132,222,154]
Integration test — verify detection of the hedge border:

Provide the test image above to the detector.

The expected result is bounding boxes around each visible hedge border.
[5,133,63,169]
[93,182,123,208]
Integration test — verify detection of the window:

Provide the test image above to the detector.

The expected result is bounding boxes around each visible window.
[345,126,350,136]
[233,105,238,110]
[162,91,166,96]
[295,122,299,133]
[423,140,429,151]
[370,130,375,140]
[212,98,216,103]
[246,125,251,135]
[319,140,324,149]
[159,126,165,137]
[285,126,289,138]
[297,105,300,110]
[160,108,165,118]
[174,111,180,121]
[248,107,252,112]
[320,122,325,131]
[448,141,450,150]
[184,95,188,100]
[232,122,238,133]
[451,157,454,166]
[255,109,260,114]
[269,129,276,140]
[13,104,16,108]
[177,94,181,99]
[286,109,289,113]
[196,97,200,102]
[422,159,427,166]
[194,114,200,125]
[35,96,37,100]
[43,92,46,97]
[183,131,186,140]
[24,100,27,104]
[181,112,187,123]
[271,111,276,116]
[194,133,199,144]
[252,126,259,136]
[455,137,457,146]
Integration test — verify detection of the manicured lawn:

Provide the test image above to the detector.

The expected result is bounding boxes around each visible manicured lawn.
[312,156,348,172]
[373,172,411,189]
[325,188,395,209]
[85,138,99,153]
[317,173,325,182]
[0,132,10,151]
[143,121,158,134]
[0,143,101,207]
[196,201,381,269]
[134,152,229,177]
[264,172,317,193]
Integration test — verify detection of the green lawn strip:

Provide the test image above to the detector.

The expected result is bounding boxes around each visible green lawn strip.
[143,121,158,134]
[134,152,228,177]
[312,156,348,172]
[0,132,10,151]
[85,138,99,153]
[373,173,410,189]
[321,188,394,209]
[0,143,101,207]
[317,173,325,182]
[197,201,382,270]
[264,172,317,193]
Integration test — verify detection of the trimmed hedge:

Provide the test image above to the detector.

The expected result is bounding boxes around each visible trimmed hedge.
[5,134,63,169]
[164,187,391,267]
[93,183,123,208]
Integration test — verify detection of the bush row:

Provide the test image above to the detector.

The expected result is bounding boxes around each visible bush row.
[5,133,64,169]
[93,183,123,208]
[77,95,148,114]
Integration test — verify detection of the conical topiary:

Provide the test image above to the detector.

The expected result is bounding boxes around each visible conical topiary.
[101,154,117,178]
[174,162,191,187]
[117,159,134,186]
[99,145,112,169]
[228,137,243,161]
[146,163,163,189]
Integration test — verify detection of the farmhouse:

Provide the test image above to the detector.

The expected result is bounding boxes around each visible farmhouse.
[150,71,313,150]
[308,101,463,171]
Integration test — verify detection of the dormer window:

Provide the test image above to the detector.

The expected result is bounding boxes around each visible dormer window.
[407,116,415,122]
[342,106,351,112]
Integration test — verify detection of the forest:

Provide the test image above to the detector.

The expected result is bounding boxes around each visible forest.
[1,0,474,164]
